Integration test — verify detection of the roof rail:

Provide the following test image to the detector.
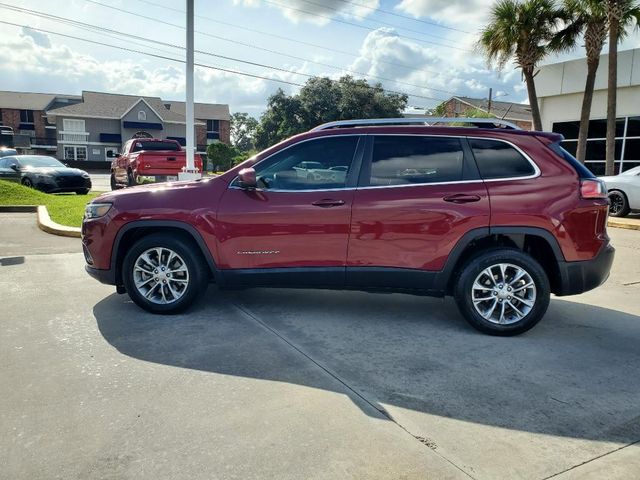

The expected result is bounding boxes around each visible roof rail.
[310,117,521,132]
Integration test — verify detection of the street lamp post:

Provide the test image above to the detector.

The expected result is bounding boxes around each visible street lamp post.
[179,0,201,181]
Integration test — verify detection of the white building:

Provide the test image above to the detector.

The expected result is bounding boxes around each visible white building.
[536,48,640,175]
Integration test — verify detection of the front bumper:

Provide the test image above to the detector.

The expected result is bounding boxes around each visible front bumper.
[555,243,615,296]
[85,264,116,285]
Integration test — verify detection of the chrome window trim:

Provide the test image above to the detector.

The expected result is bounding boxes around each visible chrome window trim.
[229,133,541,193]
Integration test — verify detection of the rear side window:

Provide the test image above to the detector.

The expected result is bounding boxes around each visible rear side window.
[368,136,464,186]
[469,139,535,179]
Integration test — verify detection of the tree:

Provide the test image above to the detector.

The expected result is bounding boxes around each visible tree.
[604,0,640,175]
[230,112,258,153]
[254,76,408,149]
[206,142,239,172]
[553,0,608,163]
[478,0,569,131]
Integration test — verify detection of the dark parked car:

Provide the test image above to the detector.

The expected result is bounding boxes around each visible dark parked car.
[0,155,92,194]
[82,118,614,336]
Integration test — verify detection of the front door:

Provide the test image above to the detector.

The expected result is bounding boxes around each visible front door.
[0,158,20,183]
[216,135,363,286]
[347,135,490,289]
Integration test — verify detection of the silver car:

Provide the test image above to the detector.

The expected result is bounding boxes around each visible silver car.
[601,166,640,217]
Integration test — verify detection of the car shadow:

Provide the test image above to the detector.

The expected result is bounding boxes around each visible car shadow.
[0,256,25,266]
[94,287,640,444]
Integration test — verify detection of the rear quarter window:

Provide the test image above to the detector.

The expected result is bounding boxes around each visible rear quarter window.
[469,139,536,179]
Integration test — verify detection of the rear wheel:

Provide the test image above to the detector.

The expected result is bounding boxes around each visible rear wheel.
[122,233,209,314]
[127,170,137,187]
[110,173,121,190]
[454,248,550,336]
[608,190,630,217]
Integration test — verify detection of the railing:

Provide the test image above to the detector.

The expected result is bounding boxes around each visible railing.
[58,131,90,143]
[30,137,57,148]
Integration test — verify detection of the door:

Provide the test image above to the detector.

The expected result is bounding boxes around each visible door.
[216,135,363,285]
[346,135,490,288]
[0,158,21,183]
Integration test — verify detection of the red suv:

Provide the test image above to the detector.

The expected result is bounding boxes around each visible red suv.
[82,118,614,335]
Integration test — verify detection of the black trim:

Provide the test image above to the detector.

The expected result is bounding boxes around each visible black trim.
[434,227,491,287]
[85,265,116,285]
[219,267,344,289]
[110,220,217,284]
[555,243,615,296]
[489,226,565,261]
[346,267,442,295]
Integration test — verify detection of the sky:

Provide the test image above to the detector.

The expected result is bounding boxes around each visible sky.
[1,0,639,118]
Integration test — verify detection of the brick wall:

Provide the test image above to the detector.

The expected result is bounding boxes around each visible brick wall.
[195,124,207,146]
[219,120,230,145]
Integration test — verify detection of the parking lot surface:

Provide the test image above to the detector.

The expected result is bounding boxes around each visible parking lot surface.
[1,215,639,479]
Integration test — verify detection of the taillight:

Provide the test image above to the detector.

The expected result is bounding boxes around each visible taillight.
[580,178,607,199]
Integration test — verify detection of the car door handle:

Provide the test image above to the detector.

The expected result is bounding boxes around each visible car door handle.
[312,199,346,208]
[443,194,482,204]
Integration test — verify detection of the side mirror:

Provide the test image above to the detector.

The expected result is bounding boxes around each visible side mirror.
[107,151,119,158]
[237,167,257,190]
[9,164,19,171]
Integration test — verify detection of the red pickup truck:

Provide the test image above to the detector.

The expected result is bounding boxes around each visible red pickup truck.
[109,138,202,189]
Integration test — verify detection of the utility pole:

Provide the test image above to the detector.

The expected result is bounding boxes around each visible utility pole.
[487,88,493,114]
[179,0,201,181]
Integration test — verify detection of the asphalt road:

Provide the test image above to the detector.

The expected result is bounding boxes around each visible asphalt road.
[89,173,110,193]
[1,214,639,479]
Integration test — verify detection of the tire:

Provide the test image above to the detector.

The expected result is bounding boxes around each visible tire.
[127,170,136,187]
[454,248,550,336]
[76,189,90,195]
[122,233,209,314]
[110,173,121,190]
[21,177,33,188]
[608,190,630,218]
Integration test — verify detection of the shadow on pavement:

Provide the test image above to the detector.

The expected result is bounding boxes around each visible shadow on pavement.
[94,287,640,444]
[0,256,25,266]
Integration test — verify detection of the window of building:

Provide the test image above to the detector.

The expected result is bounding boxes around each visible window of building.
[20,110,34,124]
[368,136,464,186]
[64,146,87,161]
[207,119,219,133]
[553,117,640,174]
[248,136,359,191]
[63,119,86,132]
[469,139,536,179]
[137,110,147,121]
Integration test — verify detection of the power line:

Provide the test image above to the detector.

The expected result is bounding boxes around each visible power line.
[0,19,306,88]
[133,0,466,82]
[0,2,450,102]
[261,0,472,52]
[79,0,461,97]
[293,0,467,42]
[303,0,471,34]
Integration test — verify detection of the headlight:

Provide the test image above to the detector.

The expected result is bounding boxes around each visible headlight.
[85,203,112,219]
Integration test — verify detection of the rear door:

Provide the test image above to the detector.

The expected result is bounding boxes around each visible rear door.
[216,135,364,285]
[346,134,490,288]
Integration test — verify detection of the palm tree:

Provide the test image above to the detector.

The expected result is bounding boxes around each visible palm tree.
[553,0,608,163]
[479,0,569,131]
[604,0,640,175]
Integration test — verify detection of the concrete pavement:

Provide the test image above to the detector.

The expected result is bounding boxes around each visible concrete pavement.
[1,215,639,479]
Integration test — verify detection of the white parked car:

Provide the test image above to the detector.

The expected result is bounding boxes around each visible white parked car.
[601,166,640,217]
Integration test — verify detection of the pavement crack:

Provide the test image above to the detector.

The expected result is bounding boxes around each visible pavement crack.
[231,301,478,480]
[541,438,640,479]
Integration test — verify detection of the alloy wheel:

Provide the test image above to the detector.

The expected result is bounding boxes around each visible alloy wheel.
[132,247,190,305]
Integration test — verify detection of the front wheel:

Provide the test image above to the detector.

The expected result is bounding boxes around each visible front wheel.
[122,234,209,314]
[21,177,33,188]
[454,249,550,336]
[608,190,630,217]
[76,189,89,195]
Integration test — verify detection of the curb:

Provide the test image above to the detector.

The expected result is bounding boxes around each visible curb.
[608,219,640,231]
[36,206,81,238]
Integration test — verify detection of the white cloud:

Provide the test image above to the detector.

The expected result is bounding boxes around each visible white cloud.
[233,0,379,25]
[395,0,488,30]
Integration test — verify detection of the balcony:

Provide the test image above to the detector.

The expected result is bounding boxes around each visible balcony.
[30,137,57,149]
[58,131,89,143]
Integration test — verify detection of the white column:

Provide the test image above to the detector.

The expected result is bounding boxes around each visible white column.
[179,0,201,180]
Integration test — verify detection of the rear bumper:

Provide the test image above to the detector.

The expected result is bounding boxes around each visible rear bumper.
[555,243,615,296]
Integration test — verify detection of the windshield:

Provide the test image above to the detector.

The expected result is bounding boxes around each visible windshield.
[621,166,640,176]
[18,156,65,168]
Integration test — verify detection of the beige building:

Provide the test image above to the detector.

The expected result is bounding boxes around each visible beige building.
[536,48,640,175]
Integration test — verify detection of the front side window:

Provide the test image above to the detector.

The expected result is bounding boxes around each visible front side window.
[368,136,464,186]
[251,136,359,191]
[469,139,536,180]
